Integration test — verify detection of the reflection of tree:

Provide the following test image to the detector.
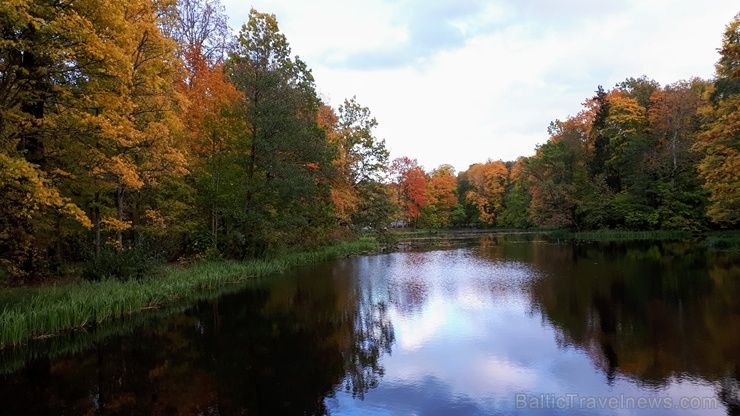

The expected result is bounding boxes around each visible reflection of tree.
[0,260,395,415]
[528,241,740,412]
[719,375,740,416]
[341,301,394,399]
[387,253,430,314]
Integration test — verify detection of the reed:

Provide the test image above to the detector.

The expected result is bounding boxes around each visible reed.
[0,239,378,348]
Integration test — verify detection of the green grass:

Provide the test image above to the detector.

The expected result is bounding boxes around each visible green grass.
[548,230,693,242]
[0,239,378,349]
[704,232,740,251]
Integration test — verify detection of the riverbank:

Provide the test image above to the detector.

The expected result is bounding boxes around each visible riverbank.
[0,239,378,348]
[388,228,740,252]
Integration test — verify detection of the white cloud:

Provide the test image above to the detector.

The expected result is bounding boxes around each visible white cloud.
[221,0,739,172]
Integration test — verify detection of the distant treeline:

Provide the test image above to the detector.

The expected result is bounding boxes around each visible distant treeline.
[1,0,739,282]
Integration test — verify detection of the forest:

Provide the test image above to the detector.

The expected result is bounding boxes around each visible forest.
[1,0,739,283]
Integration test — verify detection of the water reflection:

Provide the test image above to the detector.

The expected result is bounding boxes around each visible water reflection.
[0,239,739,415]
[0,262,394,415]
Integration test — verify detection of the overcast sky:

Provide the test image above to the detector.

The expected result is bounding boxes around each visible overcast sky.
[220,0,738,173]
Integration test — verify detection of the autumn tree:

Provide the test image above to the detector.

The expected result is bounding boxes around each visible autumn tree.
[390,157,428,228]
[696,13,740,227]
[420,164,458,228]
[647,80,708,230]
[324,97,391,230]
[169,0,243,254]
[463,160,508,226]
[0,0,99,277]
[73,0,189,254]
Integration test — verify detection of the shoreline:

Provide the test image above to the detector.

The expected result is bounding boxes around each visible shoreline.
[0,239,379,349]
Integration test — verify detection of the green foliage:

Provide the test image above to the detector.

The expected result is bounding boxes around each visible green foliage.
[352,182,398,232]
[227,9,336,255]
[550,230,692,242]
[337,97,390,185]
[705,234,740,251]
[82,244,164,282]
[417,205,442,230]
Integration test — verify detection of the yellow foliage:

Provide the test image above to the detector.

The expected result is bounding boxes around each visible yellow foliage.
[101,217,133,232]
[0,154,91,228]
[464,160,508,225]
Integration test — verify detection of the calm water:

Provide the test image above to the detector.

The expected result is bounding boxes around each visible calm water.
[1,237,740,415]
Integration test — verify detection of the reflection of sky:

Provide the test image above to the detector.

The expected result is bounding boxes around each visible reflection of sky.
[327,249,723,416]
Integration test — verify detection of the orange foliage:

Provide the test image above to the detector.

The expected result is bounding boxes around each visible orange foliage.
[404,167,428,221]
[464,160,508,225]
[426,166,458,227]
[390,157,428,223]
[176,49,242,159]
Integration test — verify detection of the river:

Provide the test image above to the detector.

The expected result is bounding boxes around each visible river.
[1,235,739,415]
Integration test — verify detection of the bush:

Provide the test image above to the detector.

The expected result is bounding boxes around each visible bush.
[82,243,163,282]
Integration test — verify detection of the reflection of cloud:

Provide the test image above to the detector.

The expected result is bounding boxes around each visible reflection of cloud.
[390,295,447,351]
[478,356,539,391]
[329,375,485,415]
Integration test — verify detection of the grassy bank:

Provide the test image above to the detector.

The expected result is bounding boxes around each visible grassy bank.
[0,239,378,349]
[704,232,740,251]
[548,230,693,242]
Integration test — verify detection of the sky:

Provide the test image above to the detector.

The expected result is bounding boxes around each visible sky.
[219,0,738,173]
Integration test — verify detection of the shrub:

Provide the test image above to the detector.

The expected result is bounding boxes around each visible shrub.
[82,243,163,282]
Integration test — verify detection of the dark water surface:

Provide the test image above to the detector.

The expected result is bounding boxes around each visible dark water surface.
[1,237,740,415]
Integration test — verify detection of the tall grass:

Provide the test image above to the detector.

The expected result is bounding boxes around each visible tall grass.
[0,239,377,348]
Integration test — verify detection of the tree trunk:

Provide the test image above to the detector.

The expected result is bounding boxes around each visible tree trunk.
[116,180,125,247]
[94,192,101,257]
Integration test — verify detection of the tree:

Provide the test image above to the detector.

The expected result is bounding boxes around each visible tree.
[616,76,660,110]
[228,9,335,255]
[463,160,508,226]
[649,80,702,184]
[77,0,188,249]
[695,13,740,227]
[390,157,427,228]
[644,80,708,231]
[169,0,231,64]
[588,85,612,182]
[1,0,187,276]
[322,98,390,230]
[171,0,243,253]
[526,117,591,229]
[423,165,458,228]
[0,0,115,277]
[337,96,389,186]
[500,157,532,228]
